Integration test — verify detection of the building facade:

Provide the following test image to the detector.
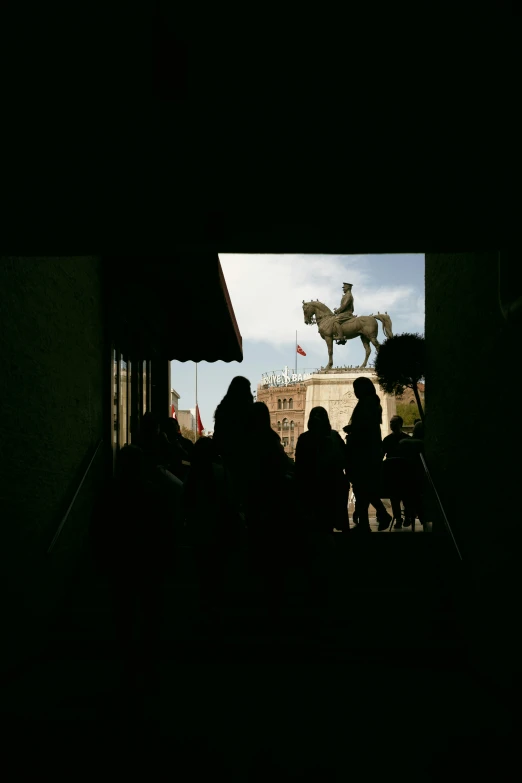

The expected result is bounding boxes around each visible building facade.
[113,364,149,448]
[396,382,425,406]
[112,368,182,448]
[256,382,307,458]
[171,388,180,417]
[178,409,196,433]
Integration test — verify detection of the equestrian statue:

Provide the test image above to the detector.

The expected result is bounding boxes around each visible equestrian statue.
[302,282,393,371]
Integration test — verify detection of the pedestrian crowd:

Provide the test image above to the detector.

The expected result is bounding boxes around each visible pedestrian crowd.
[91,375,426,661]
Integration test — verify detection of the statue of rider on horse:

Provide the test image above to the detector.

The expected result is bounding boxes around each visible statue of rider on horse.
[332,282,356,344]
[303,283,393,371]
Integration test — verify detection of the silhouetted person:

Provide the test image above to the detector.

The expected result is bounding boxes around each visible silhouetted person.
[213,376,254,513]
[165,416,194,460]
[246,402,295,624]
[296,406,348,534]
[91,444,180,698]
[184,436,230,627]
[345,376,392,532]
[382,415,410,459]
[136,411,163,467]
[161,417,192,479]
[397,420,424,461]
[295,406,348,612]
[398,420,425,528]
[382,415,411,528]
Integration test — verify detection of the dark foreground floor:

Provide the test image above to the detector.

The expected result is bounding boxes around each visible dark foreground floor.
[1,533,515,781]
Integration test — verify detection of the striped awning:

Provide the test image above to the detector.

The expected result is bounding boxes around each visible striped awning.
[107,254,242,362]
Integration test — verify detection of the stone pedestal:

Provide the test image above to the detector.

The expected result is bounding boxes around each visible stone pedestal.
[303,370,396,440]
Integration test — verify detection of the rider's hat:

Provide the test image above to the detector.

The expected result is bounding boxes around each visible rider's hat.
[343,282,353,287]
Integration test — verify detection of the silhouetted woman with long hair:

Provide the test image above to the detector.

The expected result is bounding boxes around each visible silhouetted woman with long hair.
[295,406,348,614]
[295,406,348,534]
[345,376,392,532]
[213,376,254,513]
[246,402,295,623]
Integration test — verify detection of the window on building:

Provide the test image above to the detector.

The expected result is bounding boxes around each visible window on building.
[278,399,282,409]
[283,437,289,447]
[290,436,294,447]
[143,360,147,414]
[277,420,281,431]
[283,418,289,430]
[113,354,153,468]
[119,358,128,448]
[290,420,295,430]
[283,398,288,409]
[289,398,293,409]
[113,349,119,447]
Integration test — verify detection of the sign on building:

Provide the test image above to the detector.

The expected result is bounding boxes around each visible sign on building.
[261,366,313,387]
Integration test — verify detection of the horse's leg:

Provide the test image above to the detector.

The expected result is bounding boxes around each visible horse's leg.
[358,335,371,368]
[368,324,381,366]
[325,334,334,370]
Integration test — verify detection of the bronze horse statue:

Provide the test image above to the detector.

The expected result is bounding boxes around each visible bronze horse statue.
[303,300,393,370]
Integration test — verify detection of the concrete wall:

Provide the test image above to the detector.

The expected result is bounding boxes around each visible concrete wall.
[304,371,397,440]
[425,252,520,688]
[0,257,107,670]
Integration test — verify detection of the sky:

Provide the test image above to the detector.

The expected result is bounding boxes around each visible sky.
[170,254,425,432]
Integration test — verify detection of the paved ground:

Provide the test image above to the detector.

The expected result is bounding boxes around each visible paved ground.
[342,498,430,533]
[0,528,513,781]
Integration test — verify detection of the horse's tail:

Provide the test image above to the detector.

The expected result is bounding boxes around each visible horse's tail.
[374,313,393,339]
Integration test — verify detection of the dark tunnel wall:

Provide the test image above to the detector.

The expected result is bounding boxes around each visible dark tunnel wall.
[0,257,107,670]
[425,252,520,688]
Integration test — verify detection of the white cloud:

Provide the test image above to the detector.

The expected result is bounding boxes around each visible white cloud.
[219,254,424,346]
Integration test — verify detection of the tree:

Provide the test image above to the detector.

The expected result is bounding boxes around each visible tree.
[396,402,424,427]
[180,425,203,443]
[374,332,426,422]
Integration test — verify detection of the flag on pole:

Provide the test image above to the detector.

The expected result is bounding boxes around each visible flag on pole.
[171,404,177,419]
[196,404,204,435]
[297,345,306,356]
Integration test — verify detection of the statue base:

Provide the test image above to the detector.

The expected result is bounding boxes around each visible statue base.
[303,370,397,440]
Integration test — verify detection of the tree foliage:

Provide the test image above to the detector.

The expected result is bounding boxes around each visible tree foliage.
[180,425,203,443]
[374,333,425,395]
[374,333,426,421]
[396,402,424,427]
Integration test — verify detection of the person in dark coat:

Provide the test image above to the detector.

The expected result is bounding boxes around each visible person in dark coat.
[295,406,348,535]
[161,417,193,480]
[295,406,348,612]
[164,417,194,460]
[382,415,411,459]
[90,444,180,689]
[136,411,164,469]
[184,436,231,625]
[213,376,254,513]
[345,376,392,532]
[246,402,295,622]
[382,414,411,528]
[398,420,425,528]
